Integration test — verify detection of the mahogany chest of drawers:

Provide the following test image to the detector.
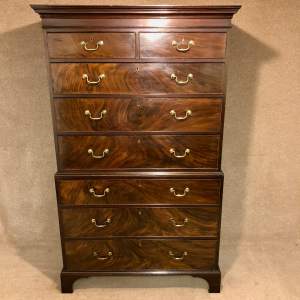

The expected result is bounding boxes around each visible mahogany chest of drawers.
[32,5,240,293]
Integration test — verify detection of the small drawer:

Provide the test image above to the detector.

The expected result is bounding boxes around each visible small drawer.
[47,33,135,58]
[51,63,225,95]
[64,239,218,271]
[140,32,226,59]
[57,135,220,171]
[57,178,222,206]
[54,98,223,133]
[61,207,219,237]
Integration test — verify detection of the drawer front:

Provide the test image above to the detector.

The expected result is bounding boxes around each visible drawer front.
[51,63,224,94]
[57,178,222,206]
[47,33,135,58]
[58,135,220,170]
[54,98,222,133]
[64,239,217,271]
[61,207,219,237]
[140,32,226,58]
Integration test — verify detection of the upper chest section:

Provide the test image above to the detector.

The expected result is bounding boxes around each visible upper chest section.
[32,5,240,63]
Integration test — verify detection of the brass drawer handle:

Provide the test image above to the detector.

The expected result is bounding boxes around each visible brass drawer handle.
[170,109,192,120]
[88,148,109,159]
[89,187,110,198]
[85,109,107,120]
[168,250,188,260]
[172,39,195,52]
[169,148,190,158]
[169,187,190,197]
[82,73,105,85]
[170,73,193,85]
[170,217,189,227]
[91,217,111,228]
[93,251,112,260]
[80,40,104,51]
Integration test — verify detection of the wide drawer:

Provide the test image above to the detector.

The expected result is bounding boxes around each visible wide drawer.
[57,135,220,171]
[61,207,219,237]
[57,178,222,206]
[47,33,135,58]
[54,98,222,133]
[140,32,226,59]
[51,63,224,94]
[64,239,218,271]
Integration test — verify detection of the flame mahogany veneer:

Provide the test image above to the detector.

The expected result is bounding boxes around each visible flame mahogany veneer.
[32,4,240,294]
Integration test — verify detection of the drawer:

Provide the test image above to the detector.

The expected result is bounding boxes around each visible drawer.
[64,239,218,271]
[54,98,222,133]
[57,178,222,206]
[57,135,220,170]
[51,63,224,95]
[47,33,135,58]
[140,32,226,59]
[61,207,219,237]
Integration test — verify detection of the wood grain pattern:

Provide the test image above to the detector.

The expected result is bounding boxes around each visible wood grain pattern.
[54,97,223,133]
[57,178,221,206]
[57,135,220,171]
[51,63,225,95]
[47,33,135,58]
[61,207,219,237]
[64,239,218,271]
[140,33,226,59]
[31,4,241,294]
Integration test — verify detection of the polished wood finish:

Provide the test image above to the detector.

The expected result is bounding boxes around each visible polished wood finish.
[60,269,221,293]
[64,239,218,270]
[43,18,233,29]
[47,33,135,58]
[57,135,220,171]
[140,33,226,59]
[31,5,241,29]
[31,5,242,15]
[32,4,240,294]
[61,207,219,237]
[51,63,225,95]
[54,98,223,133]
[57,178,222,206]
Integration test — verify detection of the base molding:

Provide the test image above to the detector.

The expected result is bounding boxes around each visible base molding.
[61,268,221,293]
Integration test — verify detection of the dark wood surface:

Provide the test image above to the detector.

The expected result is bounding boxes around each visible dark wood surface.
[140,33,226,59]
[57,178,222,206]
[61,207,219,237]
[32,4,241,293]
[60,269,221,293]
[55,171,224,179]
[54,97,223,133]
[51,63,225,95]
[31,5,242,14]
[64,239,218,270]
[47,33,135,59]
[57,135,220,171]
[31,5,241,29]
